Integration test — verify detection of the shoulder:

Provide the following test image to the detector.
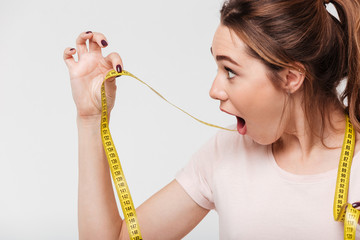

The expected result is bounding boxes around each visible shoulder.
[175,126,273,209]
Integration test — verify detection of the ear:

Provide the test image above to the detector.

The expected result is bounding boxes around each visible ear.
[280,65,305,94]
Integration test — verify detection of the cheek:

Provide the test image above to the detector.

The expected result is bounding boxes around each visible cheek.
[254,87,285,119]
[237,77,285,118]
[244,83,287,143]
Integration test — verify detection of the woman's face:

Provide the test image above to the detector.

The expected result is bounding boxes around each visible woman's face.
[210,24,287,145]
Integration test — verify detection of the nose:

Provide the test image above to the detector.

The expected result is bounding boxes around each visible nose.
[209,76,228,101]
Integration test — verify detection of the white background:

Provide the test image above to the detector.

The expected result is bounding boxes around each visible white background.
[0,1,339,239]
[0,0,233,239]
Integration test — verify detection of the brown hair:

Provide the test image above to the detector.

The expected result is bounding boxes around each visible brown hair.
[220,0,360,141]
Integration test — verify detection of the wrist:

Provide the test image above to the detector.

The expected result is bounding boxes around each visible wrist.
[76,114,111,127]
[77,114,101,126]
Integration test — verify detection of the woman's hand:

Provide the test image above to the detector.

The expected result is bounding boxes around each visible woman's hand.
[64,31,123,118]
[64,32,210,240]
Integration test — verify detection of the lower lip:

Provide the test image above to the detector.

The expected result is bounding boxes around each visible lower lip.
[237,117,247,135]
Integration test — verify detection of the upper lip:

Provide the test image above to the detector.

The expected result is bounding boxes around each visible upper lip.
[220,108,244,121]
[220,108,235,116]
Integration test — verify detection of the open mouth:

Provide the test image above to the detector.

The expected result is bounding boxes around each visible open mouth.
[236,116,247,135]
[220,108,247,135]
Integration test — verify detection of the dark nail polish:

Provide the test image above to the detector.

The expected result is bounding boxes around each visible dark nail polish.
[70,48,75,51]
[86,31,92,34]
[101,40,108,47]
[116,64,122,73]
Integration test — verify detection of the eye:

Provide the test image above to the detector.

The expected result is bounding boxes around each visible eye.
[225,67,236,79]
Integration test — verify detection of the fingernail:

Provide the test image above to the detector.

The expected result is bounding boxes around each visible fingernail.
[116,64,122,73]
[85,31,92,34]
[70,48,75,51]
[101,40,108,47]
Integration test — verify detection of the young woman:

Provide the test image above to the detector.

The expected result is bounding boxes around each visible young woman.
[63,0,360,239]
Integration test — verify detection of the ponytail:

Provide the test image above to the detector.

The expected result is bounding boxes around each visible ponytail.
[335,0,360,130]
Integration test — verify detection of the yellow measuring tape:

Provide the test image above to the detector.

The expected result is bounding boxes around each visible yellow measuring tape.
[333,115,360,240]
[101,69,359,239]
[101,69,234,239]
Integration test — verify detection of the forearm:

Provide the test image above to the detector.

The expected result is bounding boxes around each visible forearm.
[77,115,122,240]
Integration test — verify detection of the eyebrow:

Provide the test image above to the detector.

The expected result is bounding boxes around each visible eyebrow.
[210,47,241,67]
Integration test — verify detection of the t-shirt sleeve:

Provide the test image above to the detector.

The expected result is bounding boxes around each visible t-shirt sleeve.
[175,133,218,210]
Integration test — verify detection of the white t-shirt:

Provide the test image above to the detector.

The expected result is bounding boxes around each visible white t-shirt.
[176,128,360,239]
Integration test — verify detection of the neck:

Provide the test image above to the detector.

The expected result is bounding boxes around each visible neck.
[272,93,346,174]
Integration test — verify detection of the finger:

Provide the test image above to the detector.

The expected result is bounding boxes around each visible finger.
[89,32,109,53]
[104,52,124,82]
[63,47,76,68]
[75,31,93,58]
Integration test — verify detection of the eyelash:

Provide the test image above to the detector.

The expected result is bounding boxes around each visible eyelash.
[224,67,236,79]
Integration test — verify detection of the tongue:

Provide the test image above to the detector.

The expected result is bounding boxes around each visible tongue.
[237,117,247,135]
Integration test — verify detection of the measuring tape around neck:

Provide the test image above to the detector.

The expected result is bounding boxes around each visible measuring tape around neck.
[333,115,360,240]
[100,69,234,239]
